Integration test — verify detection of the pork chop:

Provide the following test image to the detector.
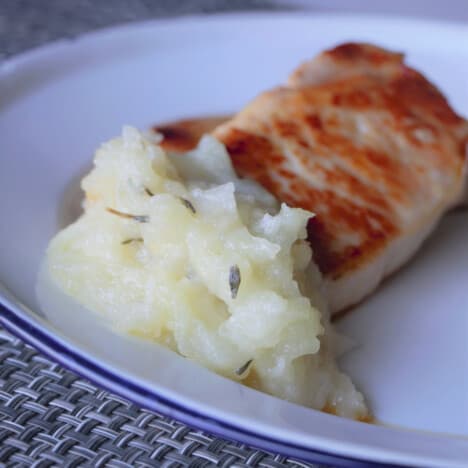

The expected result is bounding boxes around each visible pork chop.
[155,43,468,315]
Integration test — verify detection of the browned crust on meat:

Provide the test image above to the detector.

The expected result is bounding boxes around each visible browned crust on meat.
[154,116,230,152]
[215,44,468,279]
[326,43,402,64]
[221,126,399,278]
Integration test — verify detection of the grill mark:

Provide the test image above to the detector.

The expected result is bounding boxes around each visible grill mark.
[390,71,464,127]
[305,113,323,130]
[272,113,410,210]
[332,89,373,108]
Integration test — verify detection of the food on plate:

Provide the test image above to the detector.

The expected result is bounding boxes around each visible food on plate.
[155,43,468,315]
[155,116,230,153]
[43,127,369,420]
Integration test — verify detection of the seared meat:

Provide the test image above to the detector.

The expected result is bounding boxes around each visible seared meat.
[156,43,468,314]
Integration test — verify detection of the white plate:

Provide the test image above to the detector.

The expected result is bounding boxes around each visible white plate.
[1,13,468,467]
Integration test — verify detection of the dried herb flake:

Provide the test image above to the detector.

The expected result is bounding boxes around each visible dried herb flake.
[229,265,241,299]
[121,237,143,245]
[106,207,149,223]
[235,359,253,376]
[179,197,196,214]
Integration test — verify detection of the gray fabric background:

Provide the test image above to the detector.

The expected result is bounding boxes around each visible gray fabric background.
[1,0,466,61]
[0,0,289,59]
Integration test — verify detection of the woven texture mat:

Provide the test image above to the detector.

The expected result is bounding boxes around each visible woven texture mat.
[0,328,320,467]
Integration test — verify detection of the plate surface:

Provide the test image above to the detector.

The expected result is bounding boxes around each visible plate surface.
[1,13,468,467]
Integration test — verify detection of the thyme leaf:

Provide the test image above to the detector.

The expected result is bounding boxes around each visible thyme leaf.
[179,197,196,214]
[121,237,143,245]
[235,359,253,376]
[106,207,149,223]
[229,265,241,299]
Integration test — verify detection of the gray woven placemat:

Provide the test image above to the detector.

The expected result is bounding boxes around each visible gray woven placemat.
[0,2,324,466]
[0,328,320,467]
[0,0,288,60]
